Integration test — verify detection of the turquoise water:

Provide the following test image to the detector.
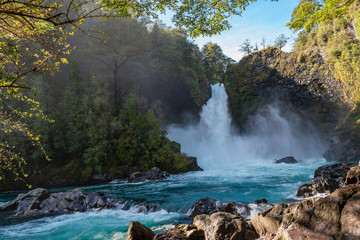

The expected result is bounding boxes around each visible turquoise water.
[0,85,329,239]
[0,160,326,240]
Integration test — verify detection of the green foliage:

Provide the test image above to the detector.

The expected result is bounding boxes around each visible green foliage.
[287,0,356,32]
[273,34,289,50]
[239,39,254,55]
[202,42,233,84]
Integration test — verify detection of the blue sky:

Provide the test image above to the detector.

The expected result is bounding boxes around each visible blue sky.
[160,0,300,61]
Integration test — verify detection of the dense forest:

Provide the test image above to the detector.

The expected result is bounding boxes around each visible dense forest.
[0,17,238,190]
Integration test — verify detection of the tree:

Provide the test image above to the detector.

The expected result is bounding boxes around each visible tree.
[1,0,280,182]
[261,37,267,49]
[273,34,289,50]
[86,18,149,106]
[287,0,355,32]
[202,42,232,84]
[240,39,254,55]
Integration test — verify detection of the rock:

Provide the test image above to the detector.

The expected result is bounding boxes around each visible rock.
[0,188,161,218]
[344,165,360,185]
[154,224,205,240]
[193,212,246,240]
[296,184,313,197]
[187,157,203,172]
[296,161,357,197]
[189,197,271,220]
[254,199,268,204]
[323,133,360,163]
[128,167,170,183]
[275,156,298,164]
[126,221,155,240]
[189,197,218,219]
[250,185,360,240]
[338,191,360,239]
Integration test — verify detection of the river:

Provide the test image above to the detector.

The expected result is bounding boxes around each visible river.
[0,84,328,240]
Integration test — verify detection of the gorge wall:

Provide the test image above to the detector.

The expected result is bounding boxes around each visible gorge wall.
[224,47,358,162]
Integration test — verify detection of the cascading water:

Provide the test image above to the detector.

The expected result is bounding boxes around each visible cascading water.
[167,84,327,170]
[0,84,329,240]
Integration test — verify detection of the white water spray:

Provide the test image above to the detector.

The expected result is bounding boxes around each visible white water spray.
[167,84,327,170]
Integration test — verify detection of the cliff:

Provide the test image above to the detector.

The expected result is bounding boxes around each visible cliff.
[224,47,348,135]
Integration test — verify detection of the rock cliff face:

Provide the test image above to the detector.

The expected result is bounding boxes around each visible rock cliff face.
[224,47,360,161]
[224,47,347,134]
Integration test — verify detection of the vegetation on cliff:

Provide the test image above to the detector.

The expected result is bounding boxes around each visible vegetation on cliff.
[224,47,346,133]
[289,0,360,160]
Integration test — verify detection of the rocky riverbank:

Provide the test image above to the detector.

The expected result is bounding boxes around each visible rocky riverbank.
[126,161,360,240]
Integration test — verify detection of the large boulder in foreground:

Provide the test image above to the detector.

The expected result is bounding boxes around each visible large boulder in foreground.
[193,212,247,240]
[296,161,357,197]
[154,224,205,240]
[344,163,360,185]
[251,184,360,240]
[126,221,155,240]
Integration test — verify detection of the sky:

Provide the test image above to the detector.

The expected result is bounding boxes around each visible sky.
[160,0,300,61]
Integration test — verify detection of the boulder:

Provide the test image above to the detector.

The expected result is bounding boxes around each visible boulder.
[344,165,360,185]
[128,167,170,183]
[193,212,246,240]
[189,197,219,218]
[126,221,155,240]
[254,199,268,204]
[154,224,205,240]
[275,156,298,164]
[296,184,313,197]
[189,197,272,220]
[296,161,357,197]
[250,185,360,239]
[187,157,204,172]
[0,188,161,219]
[0,188,124,217]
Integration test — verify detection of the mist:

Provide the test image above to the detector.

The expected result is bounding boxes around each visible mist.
[167,84,327,170]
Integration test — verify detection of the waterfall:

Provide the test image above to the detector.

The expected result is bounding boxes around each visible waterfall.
[167,84,326,170]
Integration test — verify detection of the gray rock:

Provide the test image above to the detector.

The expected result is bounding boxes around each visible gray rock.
[193,212,246,240]
[154,224,205,240]
[275,156,298,164]
[250,185,360,240]
[296,161,358,197]
[344,165,360,185]
[189,197,271,220]
[126,221,155,240]
[0,188,160,218]
[128,167,170,183]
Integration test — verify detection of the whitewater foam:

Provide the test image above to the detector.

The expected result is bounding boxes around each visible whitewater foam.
[167,84,327,170]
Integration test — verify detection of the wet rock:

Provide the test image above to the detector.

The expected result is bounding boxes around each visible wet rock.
[189,197,271,220]
[193,212,246,240]
[250,185,360,240]
[323,133,360,163]
[0,188,127,218]
[344,165,360,185]
[187,157,203,172]
[254,199,268,204]
[296,184,313,197]
[296,161,357,197]
[154,224,205,240]
[189,197,218,218]
[128,167,170,183]
[126,221,155,240]
[275,156,298,164]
